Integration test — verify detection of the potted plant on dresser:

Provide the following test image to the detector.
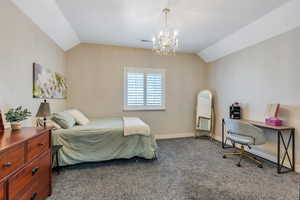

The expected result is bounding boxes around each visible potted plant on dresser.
[5,106,31,130]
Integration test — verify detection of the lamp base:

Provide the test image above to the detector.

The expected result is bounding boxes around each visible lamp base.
[36,118,47,128]
[43,117,47,128]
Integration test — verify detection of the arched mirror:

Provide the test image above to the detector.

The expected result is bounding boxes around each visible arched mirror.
[196,90,213,133]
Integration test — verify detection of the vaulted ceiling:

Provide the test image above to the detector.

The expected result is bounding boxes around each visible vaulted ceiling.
[11,0,300,62]
[56,0,287,53]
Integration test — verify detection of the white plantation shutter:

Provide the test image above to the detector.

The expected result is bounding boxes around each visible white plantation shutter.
[124,67,165,110]
[146,73,162,106]
[127,73,144,106]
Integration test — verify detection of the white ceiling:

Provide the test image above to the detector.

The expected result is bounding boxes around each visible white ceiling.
[199,0,300,62]
[11,0,80,51]
[56,0,288,53]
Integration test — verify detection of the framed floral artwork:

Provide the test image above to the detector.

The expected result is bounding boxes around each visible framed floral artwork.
[33,63,67,99]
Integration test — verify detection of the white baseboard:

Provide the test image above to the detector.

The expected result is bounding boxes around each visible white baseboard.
[155,133,195,140]
[213,135,300,173]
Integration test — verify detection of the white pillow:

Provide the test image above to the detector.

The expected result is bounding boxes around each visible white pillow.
[46,120,62,130]
[67,109,90,125]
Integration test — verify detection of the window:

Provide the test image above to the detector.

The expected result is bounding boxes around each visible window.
[124,67,166,111]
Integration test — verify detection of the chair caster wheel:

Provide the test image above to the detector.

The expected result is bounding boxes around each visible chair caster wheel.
[236,163,241,167]
[257,164,263,168]
[222,155,227,159]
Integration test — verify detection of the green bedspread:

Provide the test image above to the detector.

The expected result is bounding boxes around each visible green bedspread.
[52,118,157,166]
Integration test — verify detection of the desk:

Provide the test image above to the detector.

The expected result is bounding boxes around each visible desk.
[222,119,295,174]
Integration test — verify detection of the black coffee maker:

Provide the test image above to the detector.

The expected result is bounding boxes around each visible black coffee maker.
[230,102,241,119]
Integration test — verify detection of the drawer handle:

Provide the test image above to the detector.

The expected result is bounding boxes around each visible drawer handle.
[32,167,39,176]
[38,143,44,146]
[3,162,12,167]
[30,192,38,200]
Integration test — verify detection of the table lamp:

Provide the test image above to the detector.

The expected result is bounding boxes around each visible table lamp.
[36,100,51,128]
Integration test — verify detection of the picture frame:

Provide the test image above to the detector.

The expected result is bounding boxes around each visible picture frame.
[265,104,280,118]
[0,105,11,130]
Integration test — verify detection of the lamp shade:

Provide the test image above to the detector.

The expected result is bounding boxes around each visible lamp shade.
[36,101,51,117]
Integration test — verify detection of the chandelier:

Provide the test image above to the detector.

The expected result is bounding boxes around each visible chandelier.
[152,8,179,55]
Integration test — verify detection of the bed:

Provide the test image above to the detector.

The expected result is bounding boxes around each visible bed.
[52,117,157,166]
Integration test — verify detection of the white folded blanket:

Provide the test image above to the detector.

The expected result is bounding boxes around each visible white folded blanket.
[123,117,150,136]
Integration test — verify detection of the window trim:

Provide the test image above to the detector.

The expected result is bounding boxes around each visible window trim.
[123,67,166,111]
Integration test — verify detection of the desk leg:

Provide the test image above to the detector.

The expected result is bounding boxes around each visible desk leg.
[277,131,281,174]
[277,130,295,174]
[292,129,295,171]
[222,119,225,148]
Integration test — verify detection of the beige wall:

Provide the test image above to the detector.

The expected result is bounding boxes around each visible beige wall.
[208,27,300,170]
[0,0,67,126]
[66,43,208,136]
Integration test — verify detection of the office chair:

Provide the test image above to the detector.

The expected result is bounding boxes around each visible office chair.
[222,119,266,168]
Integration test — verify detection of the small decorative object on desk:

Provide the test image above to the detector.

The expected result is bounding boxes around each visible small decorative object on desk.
[230,102,241,119]
[265,104,282,126]
[5,106,31,131]
[265,118,282,126]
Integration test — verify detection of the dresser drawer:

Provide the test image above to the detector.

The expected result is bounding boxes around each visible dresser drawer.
[0,144,25,180]
[18,178,49,200]
[27,133,50,161]
[8,151,51,200]
[0,182,4,200]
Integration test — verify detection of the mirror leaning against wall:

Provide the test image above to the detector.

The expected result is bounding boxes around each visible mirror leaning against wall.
[196,90,214,138]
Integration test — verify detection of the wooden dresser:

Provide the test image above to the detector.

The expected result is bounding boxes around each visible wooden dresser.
[0,127,52,200]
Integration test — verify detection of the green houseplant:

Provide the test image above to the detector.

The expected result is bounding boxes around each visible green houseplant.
[5,106,31,130]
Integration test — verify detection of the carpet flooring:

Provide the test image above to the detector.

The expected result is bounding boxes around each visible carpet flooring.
[48,138,299,200]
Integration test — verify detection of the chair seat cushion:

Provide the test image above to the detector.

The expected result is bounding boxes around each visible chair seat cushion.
[227,134,254,145]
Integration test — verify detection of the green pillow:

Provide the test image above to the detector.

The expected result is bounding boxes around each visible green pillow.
[52,112,76,129]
